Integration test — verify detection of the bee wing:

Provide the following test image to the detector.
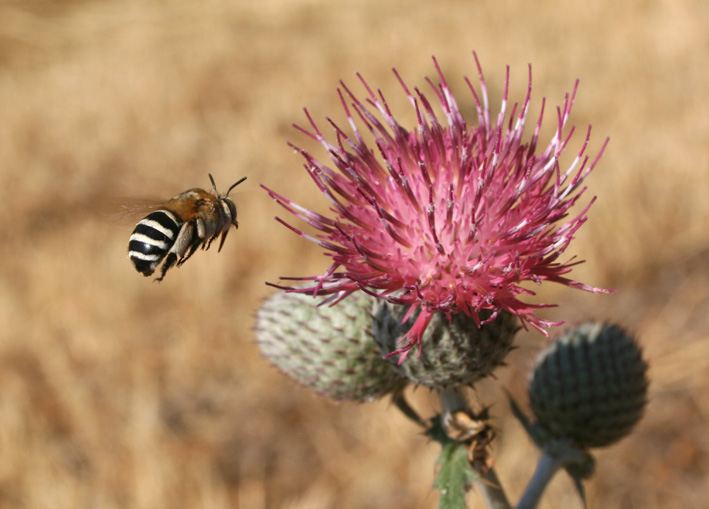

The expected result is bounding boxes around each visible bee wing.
[103,197,166,228]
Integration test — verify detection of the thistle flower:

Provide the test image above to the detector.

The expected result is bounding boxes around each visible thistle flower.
[264,53,609,359]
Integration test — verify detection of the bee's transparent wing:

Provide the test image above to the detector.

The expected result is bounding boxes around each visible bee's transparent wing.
[102,197,165,228]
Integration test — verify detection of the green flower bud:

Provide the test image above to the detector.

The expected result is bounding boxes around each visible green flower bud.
[255,291,407,402]
[528,322,649,448]
[373,302,518,389]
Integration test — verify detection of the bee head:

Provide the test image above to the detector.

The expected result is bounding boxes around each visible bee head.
[209,173,246,227]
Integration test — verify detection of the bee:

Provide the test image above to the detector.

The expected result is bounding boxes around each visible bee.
[128,174,246,281]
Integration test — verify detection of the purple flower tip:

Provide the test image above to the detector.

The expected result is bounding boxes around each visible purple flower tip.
[264,52,611,359]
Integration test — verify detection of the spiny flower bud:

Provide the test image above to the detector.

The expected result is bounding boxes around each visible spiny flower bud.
[373,302,518,389]
[528,322,649,449]
[255,291,407,402]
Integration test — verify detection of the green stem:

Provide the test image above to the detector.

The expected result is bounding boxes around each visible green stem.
[438,389,511,509]
[516,442,587,509]
[439,387,470,415]
[475,466,511,509]
[516,451,564,509]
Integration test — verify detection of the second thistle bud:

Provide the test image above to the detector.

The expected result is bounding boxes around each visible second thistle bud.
[528,322,649,449]
[373,302,519,389]
[255,291,407,402]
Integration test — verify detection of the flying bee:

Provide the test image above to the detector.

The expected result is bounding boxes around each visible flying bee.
[128,174,246,281]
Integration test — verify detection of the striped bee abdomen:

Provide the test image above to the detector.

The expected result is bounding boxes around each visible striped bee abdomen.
[128,210,182,276]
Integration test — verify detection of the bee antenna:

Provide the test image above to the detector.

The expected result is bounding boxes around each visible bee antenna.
[226,176,247,196]
[208,173,218,193]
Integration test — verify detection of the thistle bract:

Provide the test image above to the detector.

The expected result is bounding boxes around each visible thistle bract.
[374,302,518,388]
[264,53,609,359]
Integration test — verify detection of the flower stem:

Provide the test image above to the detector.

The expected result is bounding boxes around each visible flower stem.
[439,388,470,415]
[516,451,564,509]
[476,467,511,509]
[516,442,587,509]
[438,389,511,509]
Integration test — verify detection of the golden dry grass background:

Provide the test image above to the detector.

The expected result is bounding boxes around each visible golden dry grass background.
[0,1,708,508]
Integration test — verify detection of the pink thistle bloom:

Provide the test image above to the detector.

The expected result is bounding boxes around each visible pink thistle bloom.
[263,53,610,359]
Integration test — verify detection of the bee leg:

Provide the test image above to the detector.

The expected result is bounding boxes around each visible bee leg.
[178,241,202,266]
[177,218,205,266]
[217,230,230,252]
[198,219,218,252]
[204,231,222,251]
[155,253,177,282]
[155,221,196,280]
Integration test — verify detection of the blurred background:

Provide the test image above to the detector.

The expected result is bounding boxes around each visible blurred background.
[0,0,707,507]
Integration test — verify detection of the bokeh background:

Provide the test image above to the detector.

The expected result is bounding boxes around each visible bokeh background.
[1,1,708,508]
